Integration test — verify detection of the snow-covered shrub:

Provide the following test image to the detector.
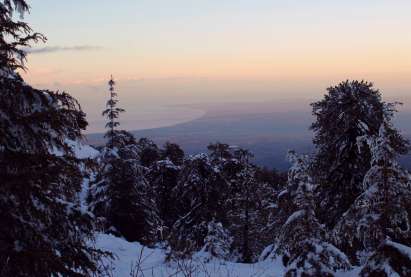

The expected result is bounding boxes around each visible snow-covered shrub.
[195,220,233,262]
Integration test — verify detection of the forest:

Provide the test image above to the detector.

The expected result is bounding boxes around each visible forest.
[1,1,411,276]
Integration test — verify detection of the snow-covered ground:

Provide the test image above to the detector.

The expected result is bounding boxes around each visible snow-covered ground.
[95,234,364,277]
[95,233,285,277]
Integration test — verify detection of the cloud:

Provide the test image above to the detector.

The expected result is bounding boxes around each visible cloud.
[26,45,103,54]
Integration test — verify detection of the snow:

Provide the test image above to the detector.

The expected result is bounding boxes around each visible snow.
[385,240,411,260]
[94,234,366,276]
[66,139,100,159]
[95,233,286,276]
[51,139,99,159]
[284,209,305,225]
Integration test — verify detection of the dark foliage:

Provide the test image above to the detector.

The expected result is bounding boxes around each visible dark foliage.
[0,74,106,276]
[360,240,411,277]
[310,80,408,227]
[88,78,159,244]
[0,0,46,72]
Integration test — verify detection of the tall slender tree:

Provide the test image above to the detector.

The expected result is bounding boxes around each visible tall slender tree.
[89,77,160,243]
[102,75,124,148]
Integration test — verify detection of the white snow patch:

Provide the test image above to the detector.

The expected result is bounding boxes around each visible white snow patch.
[95,233,286,276]
[51,139,99,159]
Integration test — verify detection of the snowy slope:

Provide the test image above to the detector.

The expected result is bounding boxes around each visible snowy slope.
[95,233,286,277]
[95,234,366,276]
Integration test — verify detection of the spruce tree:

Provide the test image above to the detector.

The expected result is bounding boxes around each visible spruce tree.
[168,153,223,258]
[136,137,161,167]
[310,80,408,227]
[148,157,180,232]
[273,151,351,276]
[0,0,45,73]
[0,1,106,275]
[332,123,411,265]
[88,77,159,243]
[226,148,261,263]
[196,219,233,262]
[102,75,125,149]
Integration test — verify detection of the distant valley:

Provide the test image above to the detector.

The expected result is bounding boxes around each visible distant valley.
[87,102,411,170]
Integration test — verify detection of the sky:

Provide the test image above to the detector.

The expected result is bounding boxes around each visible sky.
[21,0,411,132]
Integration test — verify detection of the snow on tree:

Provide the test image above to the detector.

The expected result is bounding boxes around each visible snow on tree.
[102,75,125,149]
[168,153,227,258]
[225,148,266,263]
[272,151,351,276]
[149,158,181,232]
[0,75,108,276]
[88,77,159,244]
[332,122,411,265]
[310,80,409,227]
[195,219,233,262]
[0,2,107,275]
[360,240,411,277]
[88,143,159,243]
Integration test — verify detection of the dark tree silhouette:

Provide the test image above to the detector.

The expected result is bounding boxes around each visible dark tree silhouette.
[0,0,46,72]
[102,75,125,148]
[0,1,108,275]
[310,80,408,227]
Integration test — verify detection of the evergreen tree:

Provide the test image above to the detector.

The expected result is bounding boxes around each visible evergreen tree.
[273,151,351,276]
[360,240,411,277]
[88,78,158,243]
[332,123,411,264]
[168,153,222,258]
[0,1,106,275]
[161,141,185,166]
[207,142,232,162]
[149,158,181,232]
[0,0,45,72]
[136,137,161,167]
[196,219,233,262]
[102,75,125,149]
[310,80,408,227]
[226,148,261,263]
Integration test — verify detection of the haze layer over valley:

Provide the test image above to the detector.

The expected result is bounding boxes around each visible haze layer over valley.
[87,99,411,170]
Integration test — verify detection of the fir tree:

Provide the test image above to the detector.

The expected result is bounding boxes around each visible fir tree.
[102,75,125,149]
[136,137,161,167]
[332,123,411,265]
[168,153,221,258]
[0,0,46,72]
[273,151,351,276]
[226,148,261,263]
[88,78,159,244]
[196,219,233,262]
[310,80,408,227]
[149,158,181,232]
[0,1,106,275]
[162,141,185,166]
